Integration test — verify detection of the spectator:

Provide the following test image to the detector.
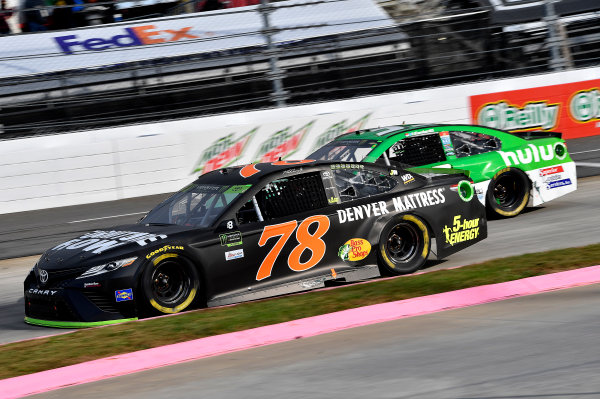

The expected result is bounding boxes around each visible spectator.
[79,0,113,26]
[0,0,12,34]
[22,0,48,31]
[199,0,225,12]
[49,0,75,29]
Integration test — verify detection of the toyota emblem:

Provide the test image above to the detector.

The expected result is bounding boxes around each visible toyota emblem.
[39,269,49,284]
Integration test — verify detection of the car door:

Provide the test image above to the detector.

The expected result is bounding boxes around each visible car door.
[209,169,340,302]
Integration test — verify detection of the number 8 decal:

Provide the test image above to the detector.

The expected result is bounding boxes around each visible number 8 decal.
[256,215,330,281]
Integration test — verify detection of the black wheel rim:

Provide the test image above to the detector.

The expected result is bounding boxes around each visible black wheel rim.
[150,260,191,306]
[493,175,519,208]
[386,223,419,263]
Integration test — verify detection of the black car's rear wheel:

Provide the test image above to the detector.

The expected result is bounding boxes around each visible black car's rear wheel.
[141,254,200,315]
[378,215,430,276]
[486,167,530,218]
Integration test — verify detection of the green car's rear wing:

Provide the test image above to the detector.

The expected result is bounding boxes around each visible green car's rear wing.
[511,131,562,140]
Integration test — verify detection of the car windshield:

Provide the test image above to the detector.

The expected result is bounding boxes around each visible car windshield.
[141,183,250,228]
[309,140,378,162]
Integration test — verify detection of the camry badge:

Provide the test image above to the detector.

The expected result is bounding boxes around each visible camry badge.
[39,269,49,284]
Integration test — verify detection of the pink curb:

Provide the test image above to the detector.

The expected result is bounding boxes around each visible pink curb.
[2,265,600,399]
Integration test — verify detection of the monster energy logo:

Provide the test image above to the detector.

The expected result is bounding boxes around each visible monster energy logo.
[478,101,559,130]
[569,89,600,122]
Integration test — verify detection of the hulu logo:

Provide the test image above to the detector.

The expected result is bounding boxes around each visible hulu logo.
[499,143,566,166]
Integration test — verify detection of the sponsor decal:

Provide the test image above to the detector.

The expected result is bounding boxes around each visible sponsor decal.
[219,231,243,247]
[83,282,101,288]
[338,238,371,261]
[498,143,565,167]
[55,25,203,55]
[470,79,600,139]
[547,178,572,189]
[255,121,314,163]
[282,168,303,175]
[52,230,168,255]
[224,184,252,194]
[115,288,133,302]
[331,268,337,278]
[540,165,564,176]
[225,249,244,261]
[400,173,415,184]
[337,188,446,223]
[28,288,58,295]
[405,129,435,137]
[301,277,327,289]
[193,128,256,174]
[146,245,184,259]
[328,196,340,204]
[443,215,480,246]
[311,114,371,150]
[390,169,398,176]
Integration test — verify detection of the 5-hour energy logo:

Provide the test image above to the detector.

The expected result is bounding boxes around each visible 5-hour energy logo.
[443,215,480,246]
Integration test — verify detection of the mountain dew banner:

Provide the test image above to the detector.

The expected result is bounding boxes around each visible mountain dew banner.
[470,79,600,139]
[191,114,370,174]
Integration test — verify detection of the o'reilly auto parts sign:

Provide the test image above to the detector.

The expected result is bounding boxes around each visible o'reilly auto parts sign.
[470,78,600,139]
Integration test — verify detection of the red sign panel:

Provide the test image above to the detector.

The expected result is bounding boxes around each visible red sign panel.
[470,79,600,139]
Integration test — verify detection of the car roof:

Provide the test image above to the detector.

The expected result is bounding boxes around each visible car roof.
[334,124,512,141]
[193,160,396,186]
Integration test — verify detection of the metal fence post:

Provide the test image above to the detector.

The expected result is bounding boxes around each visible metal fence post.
[544,0,569,71]
[258,0,288,107]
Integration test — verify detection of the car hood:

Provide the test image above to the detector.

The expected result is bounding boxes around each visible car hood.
[37,224,198,271]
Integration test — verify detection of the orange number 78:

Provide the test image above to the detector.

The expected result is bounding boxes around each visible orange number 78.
[256,215,330,281]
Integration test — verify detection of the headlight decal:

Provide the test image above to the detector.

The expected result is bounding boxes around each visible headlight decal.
[76,257,137,279]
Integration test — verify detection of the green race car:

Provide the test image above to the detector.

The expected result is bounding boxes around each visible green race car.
[308,124,577,217]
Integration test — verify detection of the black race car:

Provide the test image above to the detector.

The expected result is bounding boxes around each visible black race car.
[24,160,487,328]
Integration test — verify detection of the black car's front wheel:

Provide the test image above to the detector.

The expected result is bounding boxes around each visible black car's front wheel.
[378,215,430,276]
[141,253,200,315]
[486,167,530,218]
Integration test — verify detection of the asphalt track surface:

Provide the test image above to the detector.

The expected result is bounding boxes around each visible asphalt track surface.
[28,283,600,399]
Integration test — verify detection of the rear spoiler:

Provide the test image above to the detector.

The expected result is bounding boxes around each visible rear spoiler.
[511,131,562,140]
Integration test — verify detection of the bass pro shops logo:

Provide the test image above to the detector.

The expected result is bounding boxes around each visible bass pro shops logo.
[54,25,201,55]
[477,101,559,131]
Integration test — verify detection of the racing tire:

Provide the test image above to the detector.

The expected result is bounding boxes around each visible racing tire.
[377,214,430,276]
[140,253,201,315]
[486,167,530,218]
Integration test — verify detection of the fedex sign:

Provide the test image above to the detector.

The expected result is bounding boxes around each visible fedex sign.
[54,25,199,55]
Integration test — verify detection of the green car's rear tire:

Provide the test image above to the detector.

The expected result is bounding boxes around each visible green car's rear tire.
[377,214,430,276]
[486,167,530,218]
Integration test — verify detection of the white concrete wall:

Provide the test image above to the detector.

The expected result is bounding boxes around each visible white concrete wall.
[1,65,598,215]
